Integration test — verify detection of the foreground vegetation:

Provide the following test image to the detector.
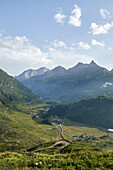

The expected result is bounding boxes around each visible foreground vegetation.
[1,148,113,169]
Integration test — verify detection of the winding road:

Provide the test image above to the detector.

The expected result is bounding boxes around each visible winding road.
[35,140,69,153]
[34,124,70,154]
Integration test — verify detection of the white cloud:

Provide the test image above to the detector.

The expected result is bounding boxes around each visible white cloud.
[90,22,113,35]
[71,43,76,46]
[92,39,105,47]
[54,12,67,24]
[45,40,48,43]
[101,82,112,88]
[69,47,74,51]
[49,47,55,52]
[100,9,111,19]
[109,47,112,50]
[0,35,93,75]
[78,42,90,50]
[52,40,66,48]
[68,4,82,27]
[0,35,52,75]
[47,48,92,69]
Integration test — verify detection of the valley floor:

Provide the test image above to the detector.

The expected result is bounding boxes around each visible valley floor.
[1,104,113,169]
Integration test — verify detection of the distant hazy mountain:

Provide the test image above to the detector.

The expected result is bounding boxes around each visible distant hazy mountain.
[110,69,113,73]
[47,96,113,128]
[15,67,50,82]
[16,61,113,103]
[68,60,107,75]
[0,69,42,106]
[44,66,66,78]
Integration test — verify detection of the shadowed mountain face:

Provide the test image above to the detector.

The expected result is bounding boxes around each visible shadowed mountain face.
[68,60,105,75]
[0,69,42,106]
[47,96,113,128]
[16,61,113,103]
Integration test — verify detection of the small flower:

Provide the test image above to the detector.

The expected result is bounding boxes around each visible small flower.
[35,162,38,166]
[39,161,42,165]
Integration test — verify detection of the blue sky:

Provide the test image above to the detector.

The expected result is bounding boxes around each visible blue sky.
[0,0,113,75]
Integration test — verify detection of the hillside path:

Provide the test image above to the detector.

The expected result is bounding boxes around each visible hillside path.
[4,108,19,122]
[34,140,70,154]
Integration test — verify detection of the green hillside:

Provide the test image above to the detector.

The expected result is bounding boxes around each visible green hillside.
[47,96,113,128]
[0,69,52,151]
[0,69,42,106]
[0,104,60,152]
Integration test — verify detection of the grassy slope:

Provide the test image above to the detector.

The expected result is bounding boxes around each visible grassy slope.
[0,68,54,151]
[1,151,113,170]
[0,104,60,152]
[1,109,113,169]
[1,129,113,170]
[48,96,113,128]
[0,69,42,105]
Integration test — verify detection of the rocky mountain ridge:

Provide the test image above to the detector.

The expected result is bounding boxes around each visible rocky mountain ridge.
[15,67,50,82]
[16,61,113,103]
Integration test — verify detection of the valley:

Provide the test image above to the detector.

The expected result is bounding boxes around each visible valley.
[1,0,113,169]
[1,64,113,169]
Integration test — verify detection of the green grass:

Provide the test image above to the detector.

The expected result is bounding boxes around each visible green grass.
[1,102,113,153]
[0,105,60,152]
[1,102,113,169]
[1,150,113,169]
[48,96,113,128]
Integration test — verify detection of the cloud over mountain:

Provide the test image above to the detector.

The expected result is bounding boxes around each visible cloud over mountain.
[0,35,51,75]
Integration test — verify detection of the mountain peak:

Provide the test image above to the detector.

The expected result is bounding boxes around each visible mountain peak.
[76,62,84,66]
[90,60,97,66]
[51,65,66,74]
[15,67,49,82]
[53,65,66,71]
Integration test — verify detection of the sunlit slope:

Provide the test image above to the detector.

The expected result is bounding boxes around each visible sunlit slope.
[0,105,60,151]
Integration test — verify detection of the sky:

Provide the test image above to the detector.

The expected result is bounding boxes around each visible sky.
[0,0,113,75]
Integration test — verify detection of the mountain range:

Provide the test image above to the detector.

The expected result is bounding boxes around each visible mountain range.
[15,67,49,82]
[16,61,113,103]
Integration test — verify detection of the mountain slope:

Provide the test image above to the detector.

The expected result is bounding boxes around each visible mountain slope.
[19,61,113,103]
[47,96,113,128]
[0,69,42,106]
[0,69,59,152]
[15,67,50,82]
